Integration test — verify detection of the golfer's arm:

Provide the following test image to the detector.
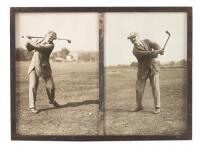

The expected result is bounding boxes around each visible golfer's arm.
[147,39,161,50]
[26,40,54,52]
[133,48,158,58]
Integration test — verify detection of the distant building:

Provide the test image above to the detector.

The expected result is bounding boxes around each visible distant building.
[66,53,78,62]
[54,57,64,62]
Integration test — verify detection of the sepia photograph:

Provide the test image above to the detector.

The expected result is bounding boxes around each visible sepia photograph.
[10,7,192,140]
[11,9,100,138]
[104,11,191,137]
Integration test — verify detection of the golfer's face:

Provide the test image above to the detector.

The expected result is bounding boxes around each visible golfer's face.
[46,34,55,42]
[130,36,140,44]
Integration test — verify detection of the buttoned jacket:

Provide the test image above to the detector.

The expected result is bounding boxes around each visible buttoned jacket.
[133,39,161,80]
[26,39,54,77]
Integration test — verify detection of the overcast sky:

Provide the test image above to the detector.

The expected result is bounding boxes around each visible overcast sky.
[15,13,99,53]
[105,12,187,65]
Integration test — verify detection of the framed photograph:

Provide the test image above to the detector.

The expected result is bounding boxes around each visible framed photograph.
[10,7,192,141]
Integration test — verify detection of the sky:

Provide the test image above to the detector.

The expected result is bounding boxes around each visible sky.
[15,13,99,53]
[105,12,187,65]
[15,12,187,66]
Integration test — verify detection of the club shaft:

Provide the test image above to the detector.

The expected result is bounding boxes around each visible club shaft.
[163,35,170,50]
[21,36,71,42]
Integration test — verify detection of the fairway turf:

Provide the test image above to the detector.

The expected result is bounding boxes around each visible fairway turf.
[105,66,188,136]
[15,62,188,136]
[15,61,99,135]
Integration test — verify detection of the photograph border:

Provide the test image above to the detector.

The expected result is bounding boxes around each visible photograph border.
[10,7,192,141]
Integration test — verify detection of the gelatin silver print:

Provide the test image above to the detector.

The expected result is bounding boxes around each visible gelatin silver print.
[10,7,192,140]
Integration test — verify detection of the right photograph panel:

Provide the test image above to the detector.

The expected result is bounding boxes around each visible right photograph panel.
[104,12,188,136]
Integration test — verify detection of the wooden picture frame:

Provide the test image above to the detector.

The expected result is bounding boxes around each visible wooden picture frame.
[10,7,192,141]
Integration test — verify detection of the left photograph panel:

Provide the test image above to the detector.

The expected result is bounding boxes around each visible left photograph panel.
[12,11,100,137]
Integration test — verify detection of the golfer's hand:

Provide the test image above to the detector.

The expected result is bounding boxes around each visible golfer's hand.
[159,49,164,55]
[156,49,164,55]
[26,36,32,39]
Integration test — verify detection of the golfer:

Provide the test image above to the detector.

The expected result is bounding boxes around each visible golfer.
[128,32,164,114]
[25,31,60,113]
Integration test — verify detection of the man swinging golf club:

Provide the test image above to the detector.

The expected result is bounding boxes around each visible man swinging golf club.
[128,32,169,114]
[24,31,61,113]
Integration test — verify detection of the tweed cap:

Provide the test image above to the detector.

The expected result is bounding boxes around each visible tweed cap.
[127,32,139,39]
[46,31,57,39]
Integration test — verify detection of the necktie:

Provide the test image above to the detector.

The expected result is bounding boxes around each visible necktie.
[139,42,145,49]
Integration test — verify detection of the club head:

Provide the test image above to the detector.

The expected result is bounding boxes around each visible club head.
[68,40,71,43]
[165,30,171,36]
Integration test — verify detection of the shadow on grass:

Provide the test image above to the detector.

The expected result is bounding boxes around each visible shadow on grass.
[106,108,154,114]
[39,99,99,112]
[106,108,133,113]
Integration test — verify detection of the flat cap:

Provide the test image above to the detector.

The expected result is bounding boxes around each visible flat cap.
[46,31,57,39]
[127,32,139,39]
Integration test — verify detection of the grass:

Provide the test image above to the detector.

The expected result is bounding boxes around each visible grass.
[105,66,188,136]
[15,62,188,136]
[15,61,99,136]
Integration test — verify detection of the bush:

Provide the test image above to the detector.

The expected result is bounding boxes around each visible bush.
[78,51,98,62]
[16,48,33,61]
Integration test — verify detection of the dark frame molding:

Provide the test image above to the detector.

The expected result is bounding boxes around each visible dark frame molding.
[10,7,192,141]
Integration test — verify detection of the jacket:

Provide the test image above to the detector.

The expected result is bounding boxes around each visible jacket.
[26,39,54,77]
[133,39,161,80]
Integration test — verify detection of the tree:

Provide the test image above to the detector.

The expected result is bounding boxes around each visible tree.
[50,47,70,60]
[169,61,175,67]
[16,48,33,61]
[176,59,187,67]
[58,47,70,59]
[78,51,98,62]
[130,61,138,67]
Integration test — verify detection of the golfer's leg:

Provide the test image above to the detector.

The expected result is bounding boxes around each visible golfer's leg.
[150,74,160,108]
[29,70,39,109]
[135,78,146,108]
[42,75,55,103]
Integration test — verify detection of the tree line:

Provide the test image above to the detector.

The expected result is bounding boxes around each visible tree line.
[131,59,187,68]
[15,47,99,62]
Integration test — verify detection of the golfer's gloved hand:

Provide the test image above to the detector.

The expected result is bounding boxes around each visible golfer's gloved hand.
[156,49,164,55]
[159,49,164,55]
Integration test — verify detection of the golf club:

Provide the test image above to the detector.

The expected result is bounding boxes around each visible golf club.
[162,30,171,50]
[21,36,71,43]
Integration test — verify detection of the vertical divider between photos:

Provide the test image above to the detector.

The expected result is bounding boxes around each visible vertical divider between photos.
[10,8,17,139]
[97,12,105,135]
